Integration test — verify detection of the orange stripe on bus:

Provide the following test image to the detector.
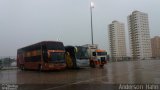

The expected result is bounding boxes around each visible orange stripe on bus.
[48,50,65,52]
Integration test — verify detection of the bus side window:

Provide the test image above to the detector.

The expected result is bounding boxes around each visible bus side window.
[42,45,48,62]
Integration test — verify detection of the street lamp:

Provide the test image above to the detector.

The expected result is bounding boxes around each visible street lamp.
[90,1,94,45]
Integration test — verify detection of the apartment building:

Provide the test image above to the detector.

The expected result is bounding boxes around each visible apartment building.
[108,21,126,60]
[127,11,152,59]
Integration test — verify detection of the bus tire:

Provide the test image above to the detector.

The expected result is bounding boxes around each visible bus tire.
[38,65,43,71]
[100,64,104,68]
[90,61,95,68]
[20,65,25,70]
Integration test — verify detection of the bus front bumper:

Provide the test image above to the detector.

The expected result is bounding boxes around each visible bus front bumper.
[43,63,66,70]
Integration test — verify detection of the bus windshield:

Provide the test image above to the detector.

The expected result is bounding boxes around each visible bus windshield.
[42,42,65,62]
[50,52,65,62]
[46,42,65,50]
[76,47,89,59]
[97,52,107,56]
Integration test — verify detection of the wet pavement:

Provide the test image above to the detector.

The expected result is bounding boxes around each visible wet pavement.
[0,60,160,90]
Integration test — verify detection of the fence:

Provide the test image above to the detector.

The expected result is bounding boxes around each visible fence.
[109,57,132,62]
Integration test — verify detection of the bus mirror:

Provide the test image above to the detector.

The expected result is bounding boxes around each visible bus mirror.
[48,52,51,58]
[66,52,70,56]
[74,47,78,53]
[92,52,96,56]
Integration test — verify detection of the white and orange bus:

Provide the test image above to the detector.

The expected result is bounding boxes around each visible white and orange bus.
[17,41,66,71]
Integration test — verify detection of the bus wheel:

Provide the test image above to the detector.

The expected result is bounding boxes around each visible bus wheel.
[38,65,43,71]
[100,64,104,68]
[90,61,95,68]
[20,65,25,70]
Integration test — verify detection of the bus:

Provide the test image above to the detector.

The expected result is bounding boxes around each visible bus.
[17,41,66,71]
[65,46,90,69]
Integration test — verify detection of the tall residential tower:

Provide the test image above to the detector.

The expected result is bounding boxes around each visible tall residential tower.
[127,11,152,59]
[108,21,126,60]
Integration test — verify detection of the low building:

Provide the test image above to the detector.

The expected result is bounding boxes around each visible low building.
[151,36,160,59]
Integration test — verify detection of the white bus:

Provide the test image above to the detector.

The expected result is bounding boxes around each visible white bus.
[65,46,90,69]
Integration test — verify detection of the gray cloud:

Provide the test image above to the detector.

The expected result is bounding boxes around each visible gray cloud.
[0,0,159,56]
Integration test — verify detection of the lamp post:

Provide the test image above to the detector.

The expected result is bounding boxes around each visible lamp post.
[90,1,94,45]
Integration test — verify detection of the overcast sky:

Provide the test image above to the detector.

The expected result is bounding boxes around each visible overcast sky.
[0,0,160,57]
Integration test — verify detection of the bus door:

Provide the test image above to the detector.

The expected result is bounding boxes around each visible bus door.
[65,46,77,68]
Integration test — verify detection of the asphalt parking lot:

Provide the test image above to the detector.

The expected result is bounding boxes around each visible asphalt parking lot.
[0,60,160,90]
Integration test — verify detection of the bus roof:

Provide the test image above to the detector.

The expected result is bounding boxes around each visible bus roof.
[17,41,63,51]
